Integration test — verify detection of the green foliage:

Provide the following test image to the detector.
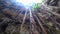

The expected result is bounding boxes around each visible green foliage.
[32,3,41,9]
[32,0,45,9]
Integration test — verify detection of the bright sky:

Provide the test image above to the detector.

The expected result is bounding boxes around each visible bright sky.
[16,0,43,6]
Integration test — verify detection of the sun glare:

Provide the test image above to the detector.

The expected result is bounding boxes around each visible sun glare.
[16,0,43,6]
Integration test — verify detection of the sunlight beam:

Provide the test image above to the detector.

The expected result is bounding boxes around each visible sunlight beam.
[33,14,47,34]
[29,8,37,34]
[20,9,27,33]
